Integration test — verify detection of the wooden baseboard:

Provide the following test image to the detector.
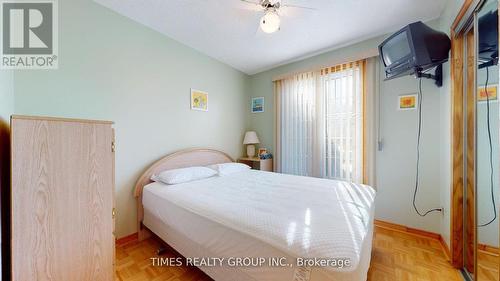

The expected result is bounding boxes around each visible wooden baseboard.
[374,220,441,240]
[374,219,451,261]
[478,243,499,255]
[116,233,138,246]
[374,220,452,260]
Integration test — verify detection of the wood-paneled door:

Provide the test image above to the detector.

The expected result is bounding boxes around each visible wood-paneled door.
[465,26,477,278]
[451,1,500,281]
[11,116,115,281]
[450,0,475,271]
[451,3,479,279]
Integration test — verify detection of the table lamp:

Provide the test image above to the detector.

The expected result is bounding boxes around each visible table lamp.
[243,131,260,158]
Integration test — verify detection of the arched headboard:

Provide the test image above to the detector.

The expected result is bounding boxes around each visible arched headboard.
[134,148,234,198]
[134,148,234,240]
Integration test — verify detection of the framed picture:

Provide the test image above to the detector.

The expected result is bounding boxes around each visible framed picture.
[258,148,267,156]
[252,97,264,113]
[477,84,498,102]
[191,89,208,111]
[398,94,417,110]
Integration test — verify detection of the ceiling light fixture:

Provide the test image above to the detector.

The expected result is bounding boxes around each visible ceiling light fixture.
[260,10,280,33]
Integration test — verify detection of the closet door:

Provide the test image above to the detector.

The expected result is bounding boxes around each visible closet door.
[475,1,500,280]
[11,116,115,281]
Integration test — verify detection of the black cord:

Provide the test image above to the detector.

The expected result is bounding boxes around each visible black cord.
[478,66,497,227]
[412,78,443,217]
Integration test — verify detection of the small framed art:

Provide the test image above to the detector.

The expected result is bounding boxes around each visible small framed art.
[191,89,208,111]
[252,97,264,113]
[477,84,498,102]
[398,94,417,110]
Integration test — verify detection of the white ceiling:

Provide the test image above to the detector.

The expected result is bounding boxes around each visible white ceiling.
[95,0,447,75]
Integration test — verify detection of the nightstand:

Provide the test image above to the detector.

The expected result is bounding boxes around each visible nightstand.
[238,157,273,172]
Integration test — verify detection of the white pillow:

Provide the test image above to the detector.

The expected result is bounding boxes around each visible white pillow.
[208,163,251,176]
[151,166,217,185]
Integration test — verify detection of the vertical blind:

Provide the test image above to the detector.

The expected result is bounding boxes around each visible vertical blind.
[275,61,364,183]
[278,72,317,176]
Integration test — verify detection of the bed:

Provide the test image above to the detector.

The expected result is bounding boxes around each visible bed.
[134,149,376,281]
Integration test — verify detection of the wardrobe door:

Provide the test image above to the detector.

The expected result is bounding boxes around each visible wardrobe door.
[11,116,114,281]
[475,1,500,280]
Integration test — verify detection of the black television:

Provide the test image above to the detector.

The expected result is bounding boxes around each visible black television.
[379,21,451,85]
[478,9,498,68]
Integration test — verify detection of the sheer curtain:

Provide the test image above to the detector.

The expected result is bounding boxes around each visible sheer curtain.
[275,61,367,184]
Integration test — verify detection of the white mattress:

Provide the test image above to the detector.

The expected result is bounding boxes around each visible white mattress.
[143,170,376,281]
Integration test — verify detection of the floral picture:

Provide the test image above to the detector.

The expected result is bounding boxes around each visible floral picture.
[478,85,498,102]
[398,94,417,110]
[252,97,264,113]
[191,89,208,111]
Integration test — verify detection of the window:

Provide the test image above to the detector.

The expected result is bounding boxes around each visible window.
[322,65,363,182]
[275,61,364,183]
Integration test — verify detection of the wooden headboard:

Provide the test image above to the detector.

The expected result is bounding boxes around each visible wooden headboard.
[134,148,234,240]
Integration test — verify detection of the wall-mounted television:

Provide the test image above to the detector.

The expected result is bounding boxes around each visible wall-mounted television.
[478,9,498,68]
[379,21,451,83]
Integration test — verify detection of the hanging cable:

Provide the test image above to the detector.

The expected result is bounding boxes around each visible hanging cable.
[412,77,443,216]
[478,66,497,227]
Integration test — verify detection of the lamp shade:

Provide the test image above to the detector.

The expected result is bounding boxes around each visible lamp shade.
[243,131,260,144]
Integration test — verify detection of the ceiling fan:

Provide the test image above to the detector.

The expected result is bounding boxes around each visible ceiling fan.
[240,0,316,34]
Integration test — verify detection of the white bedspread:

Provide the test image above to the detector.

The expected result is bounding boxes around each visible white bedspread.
[144,170,376,272]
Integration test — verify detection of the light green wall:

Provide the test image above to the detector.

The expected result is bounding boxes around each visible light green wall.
[12,0,249,238]
[246,21,445,235]
[0,70,14,125]
[376,63,442,233]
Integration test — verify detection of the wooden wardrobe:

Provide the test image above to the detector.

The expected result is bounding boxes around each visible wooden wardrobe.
[10,115,115,281]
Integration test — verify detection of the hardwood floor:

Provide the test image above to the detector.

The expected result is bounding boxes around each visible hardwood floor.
[115,226,463,281]
[116,237,211,281]
[368,226,461,281]
[478,248,499,281]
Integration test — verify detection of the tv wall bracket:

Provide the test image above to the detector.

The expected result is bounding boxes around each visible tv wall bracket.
[415,64,443,87]
[479,57,498,69]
